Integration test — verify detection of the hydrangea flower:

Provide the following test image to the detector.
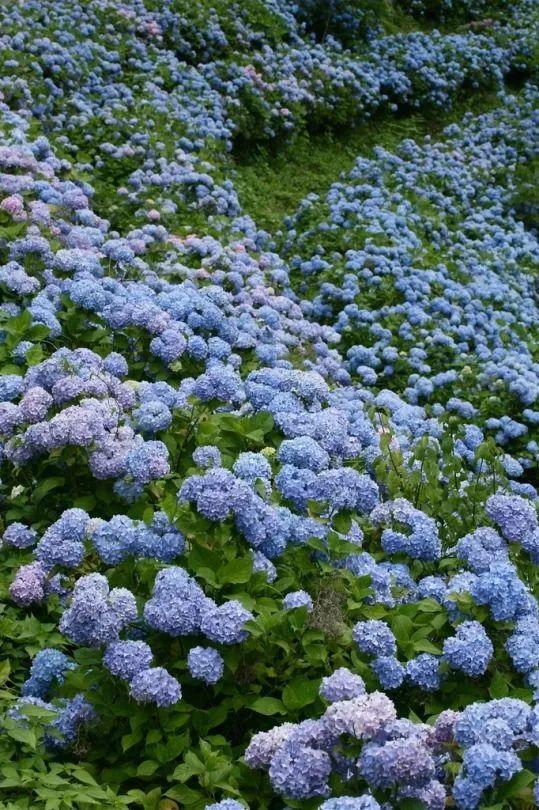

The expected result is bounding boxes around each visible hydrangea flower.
[443,621,493,677]
[352,620,397,658]
[103,641,153,681]
[319,667,366,702]
[283,590,313,612]
[187,646,224,684]
[129,667,182,707]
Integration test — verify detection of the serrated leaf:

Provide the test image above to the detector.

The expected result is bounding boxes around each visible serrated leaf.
[249,697,286,716]
[282,678,320,711]
[218,556,253,585]
[136,760,159,777]
[413,639,442,655]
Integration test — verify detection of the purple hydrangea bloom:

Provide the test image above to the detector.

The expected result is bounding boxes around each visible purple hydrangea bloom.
[371,656,405,690]
[353,620,397,658]
[319,667,366,702]
[10,561,48,606]
[405,654,441,691]
[193,445,222,469]
[187,646,224,684]
[283,590,313,612]
[103,640,153,681]
[2,522,37,549]
[129,667,182,707]
[200,600,253,644]
[268,741,332,799]
[443,621,493,677]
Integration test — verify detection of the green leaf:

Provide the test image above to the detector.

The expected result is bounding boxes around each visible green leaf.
[249,697,286,716]
[165,785,202,805]
[495,769,536,799]
[136,760,160,777]
[169,763,201,783]
[72,769,99,786]
[0,660,10,685]
[218,556,253,585]
[122,731,143,752]
[413,639,442,655]
[33,477,65,504]
[489,671,509,699]
[25,344,44,366]
[282,678,320,711]
[399,800,426,810]
[6,726,36,748]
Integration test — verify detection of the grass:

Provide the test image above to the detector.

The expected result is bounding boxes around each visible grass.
[231,90,508,233]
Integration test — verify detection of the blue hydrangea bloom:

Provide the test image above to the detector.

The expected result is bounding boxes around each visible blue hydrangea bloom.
[443,621,493,677]
[129,667,182,707]
[187,646,224,684]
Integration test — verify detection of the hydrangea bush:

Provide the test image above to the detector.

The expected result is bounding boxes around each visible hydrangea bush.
[0,0,537,808]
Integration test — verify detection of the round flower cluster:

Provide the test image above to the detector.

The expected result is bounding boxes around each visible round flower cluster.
[0,0,538,806]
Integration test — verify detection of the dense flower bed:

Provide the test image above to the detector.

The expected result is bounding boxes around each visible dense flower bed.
[0,0,538,808]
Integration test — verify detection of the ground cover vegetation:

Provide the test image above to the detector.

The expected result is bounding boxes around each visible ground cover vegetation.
[0,1,538,809]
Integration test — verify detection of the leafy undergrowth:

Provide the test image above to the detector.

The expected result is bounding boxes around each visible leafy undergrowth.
[0,1,538,810]
[233,91,506,232]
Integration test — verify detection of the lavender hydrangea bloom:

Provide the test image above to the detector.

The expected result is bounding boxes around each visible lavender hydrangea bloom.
[200,600,253,644]
[59,574,136,647]
[124,440,170,484]
[187,646,224,684]
[92,515,136,565]
[144,567,209,636]
[371,656,405,690]
[133,399,172,434]
[244,723,297,769]
[103,641,153,681]
[10,561,48,606]
[352,620,397,657]
[35,508,90,570]
[319,667,366,702]
[205,801,245,810]
[360,736,435,790]
[193,445,222,469]
[283,590,313,612]
[443,621,493,677]
[406,654,441,691]
[19,387,53,423]
[485,492,538,543]
[268,741,332,799]
[129,667,182,707]
[320,798,381,810]
[2,522,37,549]
[321,692,397,739]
